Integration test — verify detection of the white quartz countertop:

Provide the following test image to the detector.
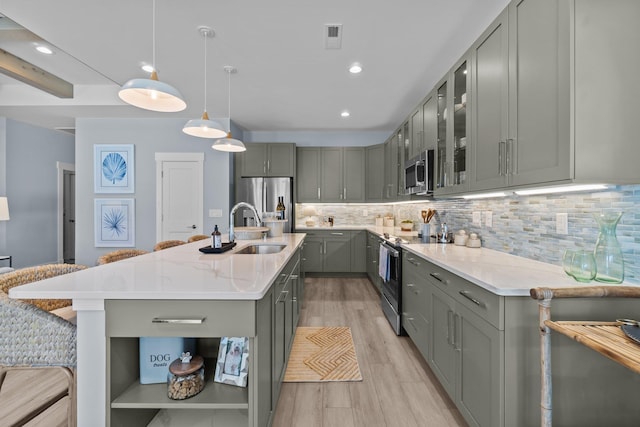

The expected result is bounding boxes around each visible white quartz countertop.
[296,224,638,297]
[402,244,637,297]
[9,234,305,302]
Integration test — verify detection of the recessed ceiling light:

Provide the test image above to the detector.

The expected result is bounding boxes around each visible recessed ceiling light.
[341,111,350,117]
[141,64,155,73]
[349,63,362,74]
[35,45,53,55]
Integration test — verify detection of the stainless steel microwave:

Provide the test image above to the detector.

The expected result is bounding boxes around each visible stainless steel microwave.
[404,149,434,195]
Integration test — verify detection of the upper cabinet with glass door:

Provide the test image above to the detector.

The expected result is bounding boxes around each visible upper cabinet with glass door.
[435,57,470,195]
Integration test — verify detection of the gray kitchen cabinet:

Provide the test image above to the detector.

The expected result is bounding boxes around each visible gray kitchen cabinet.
[296,147,365,202]
[302,230,363,273]
[350,230,367,273]
[429,284,457,397]
[468,8,509,191]
[401,255,430,358]
[409,104,423,159]
[343,147,366,202]
[469,1,568,191]
[394,125,410,200]
[296,148,321,202]
[240,143,295,177]
[320,148,343,202]
[366,232,383,292]
[365,144,385,201]
[301,234,323,273]
[383,136,400,200]
[403,248,640,426]
[434,56,470,196]
[104,247,303,427]
[430,285,503,427]
[322,233,351,273]
[468,0,639,192]
[272,250,300,418]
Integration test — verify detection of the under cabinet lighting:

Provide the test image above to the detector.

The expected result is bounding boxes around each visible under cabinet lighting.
[514,184,608,196]
[341,111,350,117]
[462,192,509,200]
[35,45,53,55]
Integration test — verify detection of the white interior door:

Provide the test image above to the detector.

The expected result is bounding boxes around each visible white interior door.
[155,153,204,242]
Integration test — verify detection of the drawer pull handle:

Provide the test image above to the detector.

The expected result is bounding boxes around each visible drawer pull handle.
[152,317,205,324]
[406,283,415,288]
[407,258,420,266]
[459,291,486,308]
[331,232,344,236]
[276,290,289,304]
[429,272,444,283]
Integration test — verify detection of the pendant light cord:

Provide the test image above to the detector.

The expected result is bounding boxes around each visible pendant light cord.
[203,31,208,112]
[152,0,156,70]
[227,68,231,124]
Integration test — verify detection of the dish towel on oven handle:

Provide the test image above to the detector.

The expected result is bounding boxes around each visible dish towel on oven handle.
[379,244,389,282]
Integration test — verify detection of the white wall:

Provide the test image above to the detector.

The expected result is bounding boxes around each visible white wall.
[75,118,233,266]
[3,118,75,267]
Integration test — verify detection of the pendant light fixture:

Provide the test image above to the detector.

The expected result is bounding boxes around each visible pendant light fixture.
[118,0,186,112]
[182,26,227,139]
[212,66,247,152]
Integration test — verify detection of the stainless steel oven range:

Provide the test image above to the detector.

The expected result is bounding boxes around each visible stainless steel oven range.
[379,235,405,335]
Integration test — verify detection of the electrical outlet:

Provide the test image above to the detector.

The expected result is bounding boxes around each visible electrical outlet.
[556,213,568,235]
[485,211,493,228]
[209,209,223,218]
[362,209,368,217]
[472,211,481,226]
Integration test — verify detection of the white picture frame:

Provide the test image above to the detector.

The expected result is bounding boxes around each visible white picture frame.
[214,337,249,387]
[94,198,135,247]
[94,144,135,193]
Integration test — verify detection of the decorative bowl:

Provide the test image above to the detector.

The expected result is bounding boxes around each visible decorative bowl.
[233,226,269,240]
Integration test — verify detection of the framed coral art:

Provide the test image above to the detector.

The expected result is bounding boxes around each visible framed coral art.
[94,144,134,193]
[94,198,135,247]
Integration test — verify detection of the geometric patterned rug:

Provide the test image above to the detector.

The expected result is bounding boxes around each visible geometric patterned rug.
[283,327,363,382]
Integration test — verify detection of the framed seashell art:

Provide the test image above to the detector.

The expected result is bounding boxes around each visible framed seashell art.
[94,144,135,193]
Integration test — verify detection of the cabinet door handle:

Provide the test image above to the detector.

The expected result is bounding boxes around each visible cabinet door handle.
[407,257,420,266]
[508,138,516,175]
[263,161,267,174]
[446,310,454,346]
[275,290,289,304]
[506,139,512,176]
[429,272,445,283]
[406,283,415,288]
[454,313,461,351]
[290,274,299,279]
[498,141,505,176]
[317,188,321,200]
[152,317,206,324]
[323,241,326,254]
[459,290,486,308]
[344,187,347,200]
[267,160,271,172]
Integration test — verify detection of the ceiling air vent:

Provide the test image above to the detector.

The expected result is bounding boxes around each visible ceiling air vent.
[324,24,342,49]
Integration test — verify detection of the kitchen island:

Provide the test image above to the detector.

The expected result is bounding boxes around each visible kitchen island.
[9,233,306,427]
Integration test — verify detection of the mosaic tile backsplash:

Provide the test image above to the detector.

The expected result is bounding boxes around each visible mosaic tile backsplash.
[296,185,640,284]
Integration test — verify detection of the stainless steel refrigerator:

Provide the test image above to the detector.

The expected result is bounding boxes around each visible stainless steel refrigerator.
[234,177,293,232]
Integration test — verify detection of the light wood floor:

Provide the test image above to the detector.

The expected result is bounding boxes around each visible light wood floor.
[272,276,467,427]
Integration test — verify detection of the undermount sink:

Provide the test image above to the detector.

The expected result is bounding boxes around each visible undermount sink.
[235,244,286,255]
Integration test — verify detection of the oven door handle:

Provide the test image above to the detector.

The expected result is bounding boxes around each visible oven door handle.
[381,243,400,257]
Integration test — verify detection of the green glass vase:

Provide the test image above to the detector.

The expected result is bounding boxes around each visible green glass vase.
[593,212,624,283]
